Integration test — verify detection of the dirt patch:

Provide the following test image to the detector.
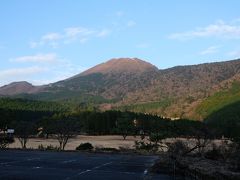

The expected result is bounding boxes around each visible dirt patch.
[10,135,141,150]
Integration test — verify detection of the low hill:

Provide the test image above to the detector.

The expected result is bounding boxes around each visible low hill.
[0,81,44,95]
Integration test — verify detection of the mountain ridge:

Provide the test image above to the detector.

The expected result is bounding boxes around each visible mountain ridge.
[1,57,240,120]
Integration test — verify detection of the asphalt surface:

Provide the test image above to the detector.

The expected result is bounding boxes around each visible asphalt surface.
[0,150,172,180]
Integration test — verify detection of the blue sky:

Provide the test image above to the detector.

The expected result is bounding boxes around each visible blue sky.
[1,0,240,86]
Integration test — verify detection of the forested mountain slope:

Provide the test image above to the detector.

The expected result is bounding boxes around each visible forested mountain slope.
[1,58,240,120]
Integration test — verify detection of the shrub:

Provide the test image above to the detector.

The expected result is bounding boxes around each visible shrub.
[46,144,59,151]
[0,136,14,149]
[95,147,119,152]
[38,144,59,151]
[76,142,93,151]
[204,144,223,160]
[135,140,157,152]
[167,140,190,158]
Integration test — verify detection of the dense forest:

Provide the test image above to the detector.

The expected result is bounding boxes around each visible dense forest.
[0,97,239,141]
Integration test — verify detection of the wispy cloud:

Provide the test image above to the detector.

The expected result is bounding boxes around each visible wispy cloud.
[1,52,88,86]
[169,20,240,40]
[97,29,111,37]
[30,65,86,85]
[200,46,220,55]
[127,20,136,27]
[42,33,62,41]
[30,26,111,48]
[0,66,47,85]
[10,53,58,63]
[65,27,94,37]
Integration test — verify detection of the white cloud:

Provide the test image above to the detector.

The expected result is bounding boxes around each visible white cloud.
[65,27,95,38]
[0,60,87,86]
[97,29,111,37]
[0,51,89,86]
[65,27,84,37]
[30,62,87,85]
[42,33,62,41]
[200,46,220,55]
[169,20,240,40]
[127,20,136,27]
[30,26,110,48]
[30,33,63,48]
[79,38,88,44]
[0,66,47,85]
[10,53,58,63]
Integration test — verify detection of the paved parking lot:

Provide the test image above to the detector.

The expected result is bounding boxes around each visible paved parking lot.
[0,150,172,180]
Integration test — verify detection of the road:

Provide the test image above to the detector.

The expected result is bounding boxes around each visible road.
[0,150,172,180]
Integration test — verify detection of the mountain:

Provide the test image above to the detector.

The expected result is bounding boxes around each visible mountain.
[0,81,44,96]
[79,58,158,76]
[52,58,158,99]
[1,57,240,120]
[124,59,240,119]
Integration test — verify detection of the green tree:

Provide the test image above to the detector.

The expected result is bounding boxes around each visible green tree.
[46,114,80,150]
[116,112,134,140]
[13,121,36,149]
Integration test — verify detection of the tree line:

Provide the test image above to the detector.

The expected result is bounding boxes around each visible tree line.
[0,98,239,150]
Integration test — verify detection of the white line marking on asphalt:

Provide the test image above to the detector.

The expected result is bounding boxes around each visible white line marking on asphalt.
[65,162,113,180]
[77,162,113,175]
[144,169,148,175]
[92,162,112,170]
[0,158,40,165]
[62,160,76,164]
[27,158,40,161]
[32,166,42,169]
[77,169,91,175]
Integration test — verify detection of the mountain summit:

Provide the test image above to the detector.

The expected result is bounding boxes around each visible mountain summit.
[56,58,158,99]
[80,58,158,76]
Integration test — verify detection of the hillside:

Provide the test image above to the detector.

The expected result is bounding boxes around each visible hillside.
[205,101,240,138]
[118,59,240,119]
[1,58,240,120]
[0,98,70,112]
[53,58,158,98]
[0,81,44,95]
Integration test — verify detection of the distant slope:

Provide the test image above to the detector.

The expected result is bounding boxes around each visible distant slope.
[0,81,45,95]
